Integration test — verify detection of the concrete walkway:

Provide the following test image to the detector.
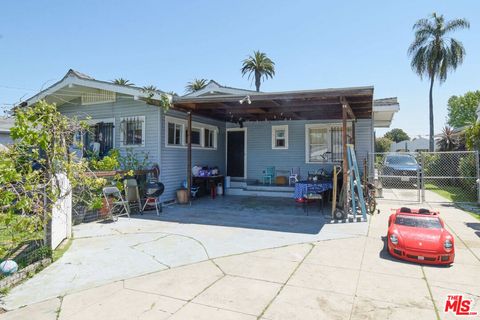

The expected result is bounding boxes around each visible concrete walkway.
[1,197,480,319]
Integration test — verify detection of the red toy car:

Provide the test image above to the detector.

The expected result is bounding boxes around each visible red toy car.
[387,207,454,265]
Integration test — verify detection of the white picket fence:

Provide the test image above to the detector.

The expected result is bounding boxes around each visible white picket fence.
[50,173,72,249]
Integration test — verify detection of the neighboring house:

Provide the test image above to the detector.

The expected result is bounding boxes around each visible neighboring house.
[390,136,430,152]
[0,116,14,149]
[22,70,399,201]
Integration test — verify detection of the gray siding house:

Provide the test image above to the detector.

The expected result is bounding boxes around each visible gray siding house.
[0,117,14,149]
[22,70,399,202]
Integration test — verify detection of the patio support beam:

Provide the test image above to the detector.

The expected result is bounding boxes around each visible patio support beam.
[187,112,192,201]
[342,101,348,210]
[340,96,356,120]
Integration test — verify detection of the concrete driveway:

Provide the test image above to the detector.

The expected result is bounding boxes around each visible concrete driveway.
[1,196,367,310]
[1,196,480,319]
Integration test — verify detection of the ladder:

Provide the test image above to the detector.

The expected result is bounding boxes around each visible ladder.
[347,144,367,221]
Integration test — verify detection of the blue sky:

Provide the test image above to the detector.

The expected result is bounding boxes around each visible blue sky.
[1,1,479,137]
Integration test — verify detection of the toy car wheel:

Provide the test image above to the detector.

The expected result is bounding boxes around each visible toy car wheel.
[334,209,345,220]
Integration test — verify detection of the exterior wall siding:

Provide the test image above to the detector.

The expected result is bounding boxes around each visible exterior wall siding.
[160,109,226,202]
[57,95,373,202]
[57,94,162,165]
[227,119,373,181]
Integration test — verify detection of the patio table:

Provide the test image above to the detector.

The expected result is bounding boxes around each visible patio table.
[294,180,333,200]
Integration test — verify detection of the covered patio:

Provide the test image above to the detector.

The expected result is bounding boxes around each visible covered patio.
[173,86,375,207]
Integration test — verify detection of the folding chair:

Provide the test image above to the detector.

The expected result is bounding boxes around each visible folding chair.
[102,186,130,221]
[124,178,142,214]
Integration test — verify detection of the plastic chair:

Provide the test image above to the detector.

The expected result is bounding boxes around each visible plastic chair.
[289,167,300,186]
[124,178,142,214]
[102,186,130,221]
[262,166,276,185]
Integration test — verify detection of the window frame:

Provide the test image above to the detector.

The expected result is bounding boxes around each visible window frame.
[305,123,353,164]
[271,125,289,150]
[167,121,184,146]
[185,126,203,146]
[120,116,146,147]
[204,127,217,149]
[165,116,218,150]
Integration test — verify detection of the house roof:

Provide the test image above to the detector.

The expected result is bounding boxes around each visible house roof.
[372,97,400,128]
[183,80,257,97]
[21,69,167,107]
[174,86,375,122]
[0,117,14,133]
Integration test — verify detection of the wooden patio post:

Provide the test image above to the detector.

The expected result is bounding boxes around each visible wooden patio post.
[342,100,348,210]
[187,112,192,201]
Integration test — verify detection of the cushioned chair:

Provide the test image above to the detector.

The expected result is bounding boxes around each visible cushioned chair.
[262,166,276,185]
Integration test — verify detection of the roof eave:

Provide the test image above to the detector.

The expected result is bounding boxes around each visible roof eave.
[22,71,168,107]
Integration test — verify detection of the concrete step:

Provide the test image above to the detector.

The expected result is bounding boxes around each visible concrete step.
[245,185,294,192]
[225,187,293,198]
[230,181,247,188]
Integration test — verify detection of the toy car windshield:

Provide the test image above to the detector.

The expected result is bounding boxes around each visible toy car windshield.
[395,216,442,229]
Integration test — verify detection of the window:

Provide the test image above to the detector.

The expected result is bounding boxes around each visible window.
[121,116,145,146]
[165,116,218,149]
[185,128,201,146]
[72,118,115,158]
[205,128,215,148]
[305,124,353,163]
[272,125,288,149]
[168,122,183,146]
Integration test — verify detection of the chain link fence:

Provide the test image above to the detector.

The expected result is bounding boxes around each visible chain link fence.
[369,151,479,204]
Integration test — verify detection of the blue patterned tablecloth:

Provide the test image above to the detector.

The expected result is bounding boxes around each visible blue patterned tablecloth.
[294,181,333,199]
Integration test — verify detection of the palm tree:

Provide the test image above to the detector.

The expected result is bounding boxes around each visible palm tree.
[408,13,470,151]
[112,78,135,86]
[241,51,275,92]
[185,79,208,94]
[437,126,457,151]
[142,85,158,93]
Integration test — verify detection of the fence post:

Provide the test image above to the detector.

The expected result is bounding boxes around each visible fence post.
[421,152,425,203]
[476,151,480,204]
[417,154,421,203]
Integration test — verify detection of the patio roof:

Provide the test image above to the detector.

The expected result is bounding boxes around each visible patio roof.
[173,86,374,122]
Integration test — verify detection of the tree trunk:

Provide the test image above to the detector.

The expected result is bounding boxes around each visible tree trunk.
[428,76,435,151]
[255,71,260,92]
